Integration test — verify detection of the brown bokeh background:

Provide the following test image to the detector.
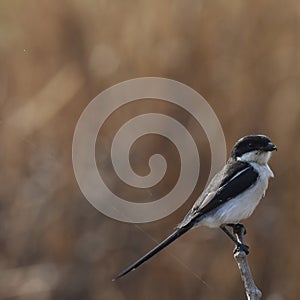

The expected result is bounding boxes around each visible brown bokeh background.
[1,1,300,299]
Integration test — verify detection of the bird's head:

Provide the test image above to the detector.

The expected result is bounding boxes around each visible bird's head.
[231,135,277,165]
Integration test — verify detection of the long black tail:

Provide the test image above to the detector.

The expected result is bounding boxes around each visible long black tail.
[113,224,193,280]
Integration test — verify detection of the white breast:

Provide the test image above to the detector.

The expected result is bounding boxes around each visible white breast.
[199,162,274,228]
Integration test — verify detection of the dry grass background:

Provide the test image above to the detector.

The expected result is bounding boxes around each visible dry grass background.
[1,0,300,299]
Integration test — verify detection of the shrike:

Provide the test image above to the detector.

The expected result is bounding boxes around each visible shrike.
[114,134,277,280]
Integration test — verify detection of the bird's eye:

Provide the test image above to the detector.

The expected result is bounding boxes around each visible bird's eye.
[248,142,253,148]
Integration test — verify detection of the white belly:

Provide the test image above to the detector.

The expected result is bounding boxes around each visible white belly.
[199,163,274,228]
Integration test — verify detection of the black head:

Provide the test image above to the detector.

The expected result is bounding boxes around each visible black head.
[231,135,277,159]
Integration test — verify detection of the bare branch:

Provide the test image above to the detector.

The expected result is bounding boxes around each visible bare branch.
[233,226,262,300]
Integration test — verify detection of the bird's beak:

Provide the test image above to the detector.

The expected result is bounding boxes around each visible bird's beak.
[263,142,277,152]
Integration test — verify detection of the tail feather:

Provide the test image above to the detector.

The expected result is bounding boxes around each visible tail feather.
[113,224,192,280]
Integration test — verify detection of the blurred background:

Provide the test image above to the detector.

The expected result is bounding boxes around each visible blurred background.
[1,0,300,299]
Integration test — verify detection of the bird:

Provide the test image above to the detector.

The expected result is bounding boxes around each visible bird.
[114,134,277,280]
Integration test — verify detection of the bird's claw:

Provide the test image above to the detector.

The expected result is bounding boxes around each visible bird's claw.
[234,243,249,255]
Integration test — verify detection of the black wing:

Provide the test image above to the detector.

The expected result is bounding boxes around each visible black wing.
[198,162,259,215]
[178,161,259,227]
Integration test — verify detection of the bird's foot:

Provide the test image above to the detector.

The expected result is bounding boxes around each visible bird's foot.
[234,243,249,255]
